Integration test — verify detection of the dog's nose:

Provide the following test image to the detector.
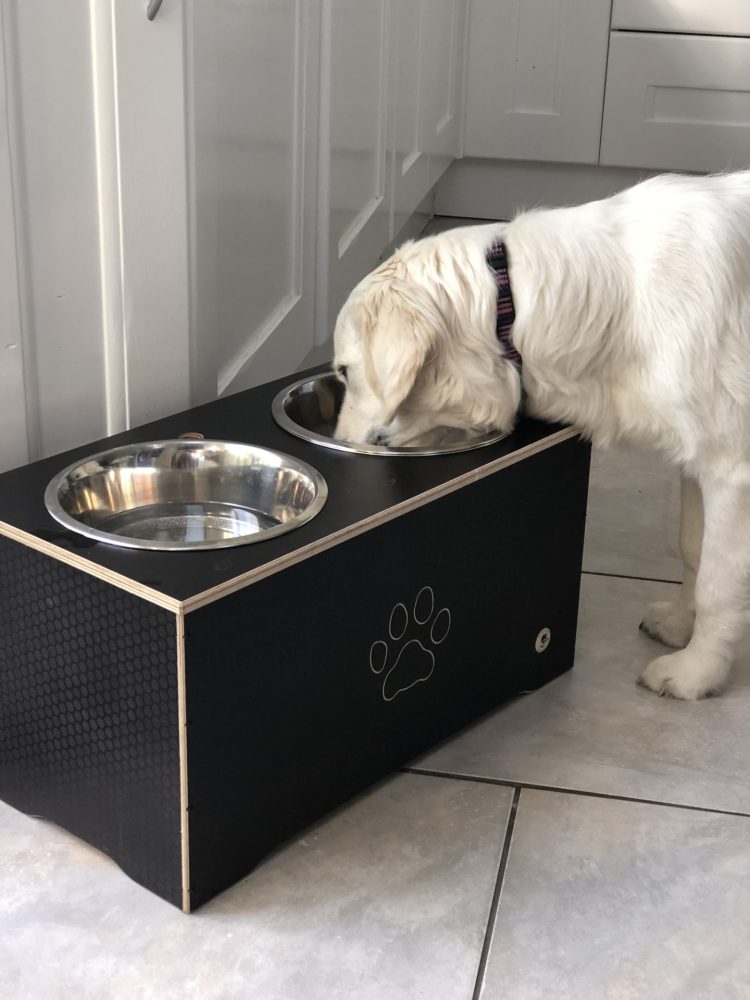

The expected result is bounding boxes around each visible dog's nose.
[367,430,390,447]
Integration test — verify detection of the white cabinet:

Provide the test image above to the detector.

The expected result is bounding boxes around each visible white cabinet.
[612,0,750,36]
[188,0,321,398]
[455,0,750,204]
[600,31,750,173]
[463,0,610,164]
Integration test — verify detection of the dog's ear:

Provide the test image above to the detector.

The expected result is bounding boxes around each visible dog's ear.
[361,286,441,424]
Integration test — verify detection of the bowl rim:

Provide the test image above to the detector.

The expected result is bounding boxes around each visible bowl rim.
[43,439,328,552]
[271,371,509,457]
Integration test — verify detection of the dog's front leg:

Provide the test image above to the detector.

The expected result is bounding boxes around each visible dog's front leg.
[639,467,750,699]
[640,473,702,648]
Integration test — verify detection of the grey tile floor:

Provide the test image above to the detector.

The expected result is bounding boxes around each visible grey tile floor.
[4,444,749,999]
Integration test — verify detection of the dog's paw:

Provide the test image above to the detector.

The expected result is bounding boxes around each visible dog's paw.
[639,600,694,648]
[369,587,451,702]
[638,649,728,700]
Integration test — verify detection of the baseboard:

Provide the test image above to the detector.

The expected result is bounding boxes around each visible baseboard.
[382,187,436,259]
[435,158,663,219]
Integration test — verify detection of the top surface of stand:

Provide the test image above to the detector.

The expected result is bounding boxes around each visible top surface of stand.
[0,366,578,610]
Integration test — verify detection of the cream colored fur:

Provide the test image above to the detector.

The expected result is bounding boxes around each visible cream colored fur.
[333,170,750,700]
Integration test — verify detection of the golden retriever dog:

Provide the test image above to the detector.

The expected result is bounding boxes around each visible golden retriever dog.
[332,171,750,700]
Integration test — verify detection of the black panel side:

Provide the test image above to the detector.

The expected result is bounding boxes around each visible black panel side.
[0,536,183,908]
[185,437,591,909]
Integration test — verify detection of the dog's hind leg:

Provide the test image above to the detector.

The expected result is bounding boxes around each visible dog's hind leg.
[639,465,750,698]
[640,473,702,648]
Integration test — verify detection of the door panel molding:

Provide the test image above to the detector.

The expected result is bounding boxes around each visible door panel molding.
[111,0,191,425]
[90,0,128,436]
[391,0,431,238]
[319,0,391,345]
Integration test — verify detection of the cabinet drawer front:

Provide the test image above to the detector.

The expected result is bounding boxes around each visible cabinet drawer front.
[600,32,750,173]
[612,0,750,36]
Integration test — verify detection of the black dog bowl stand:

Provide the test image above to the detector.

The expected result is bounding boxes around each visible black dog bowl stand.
[0,366,591,912]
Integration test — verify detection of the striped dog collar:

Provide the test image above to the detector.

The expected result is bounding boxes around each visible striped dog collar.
[486,240,522,370]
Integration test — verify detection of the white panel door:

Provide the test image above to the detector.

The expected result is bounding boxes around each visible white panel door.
[390,0,432,240]
[106,0,192,425]
[0,1,195,471]
[464,0,610,164]
[2,0,108,462]
[188,0,320,398]
[318,0,390,342]
[424,0,467,186]
[390,0,466,237]
[601,32,750,173]
[1,0,194,467]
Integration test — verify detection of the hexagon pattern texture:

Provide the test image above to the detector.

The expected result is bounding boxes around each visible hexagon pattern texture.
[0,536,182,907]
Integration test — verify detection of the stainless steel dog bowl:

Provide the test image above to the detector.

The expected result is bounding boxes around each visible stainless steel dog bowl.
[44,440,328,551]
[272,372,508,456]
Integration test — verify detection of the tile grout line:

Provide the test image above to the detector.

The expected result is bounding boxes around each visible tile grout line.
[401,766,750,821]
[471,787,521,1000]
[582,569,682,585]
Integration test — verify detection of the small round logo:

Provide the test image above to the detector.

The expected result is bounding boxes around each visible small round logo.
[535,628,551,653]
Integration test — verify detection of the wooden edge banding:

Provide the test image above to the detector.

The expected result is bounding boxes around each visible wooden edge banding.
[0,521,182,612]
[0,427,580,617]
[176,611,191,913]
[182,427,581,613]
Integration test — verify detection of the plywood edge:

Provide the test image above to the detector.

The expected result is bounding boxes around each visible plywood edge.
[175,611,191,913]
[0,521,183,612]
[182,426,582,612]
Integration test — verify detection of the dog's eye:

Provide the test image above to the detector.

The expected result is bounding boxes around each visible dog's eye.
[336,365,348,382]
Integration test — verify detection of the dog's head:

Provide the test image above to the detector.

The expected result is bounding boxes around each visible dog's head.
[332,241,522,448]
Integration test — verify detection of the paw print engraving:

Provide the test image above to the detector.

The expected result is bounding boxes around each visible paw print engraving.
[369,587,451,702]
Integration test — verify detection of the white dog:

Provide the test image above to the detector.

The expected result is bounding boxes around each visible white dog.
[332,170,750,700]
